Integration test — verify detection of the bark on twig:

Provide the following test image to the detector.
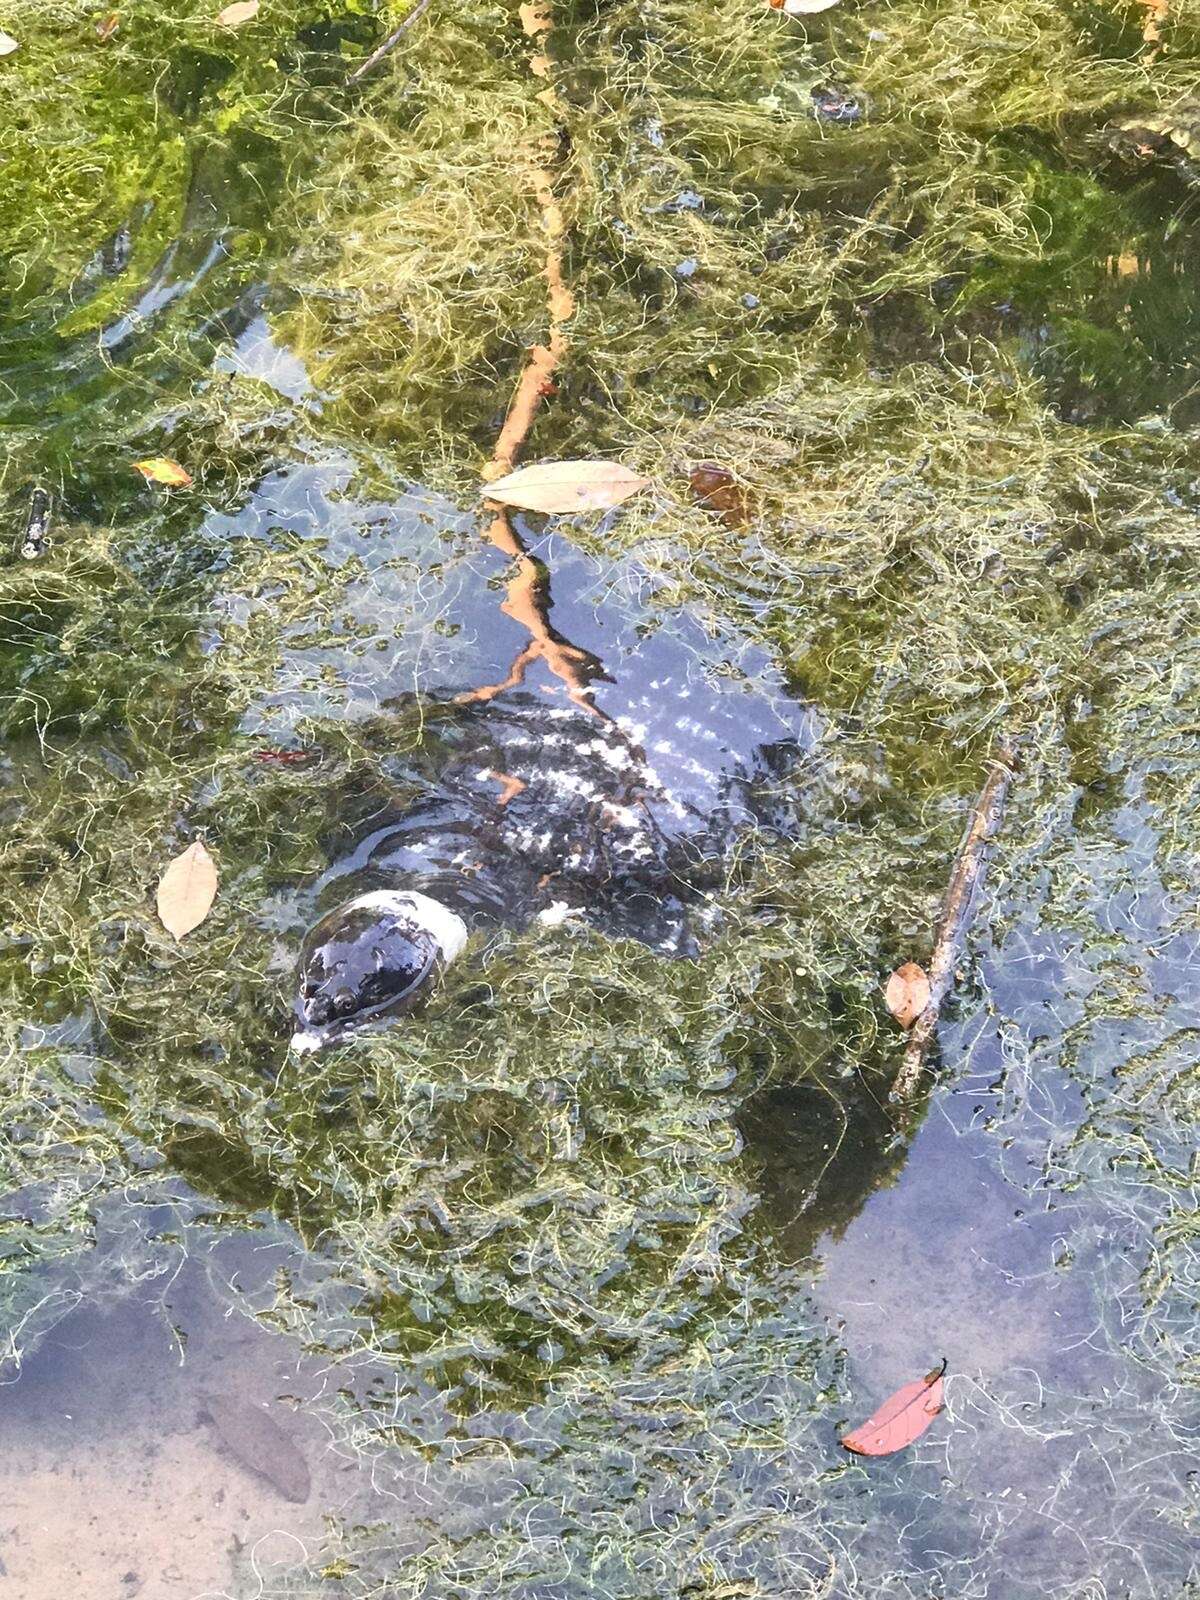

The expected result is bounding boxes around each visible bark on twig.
[347,0,435,85]
[890,732,1020,1105]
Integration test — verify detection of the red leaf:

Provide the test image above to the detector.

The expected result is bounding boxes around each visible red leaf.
[840,1361,947,1457]
[253,747,314,766]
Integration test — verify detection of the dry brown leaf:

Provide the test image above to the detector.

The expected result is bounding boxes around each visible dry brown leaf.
[841,1362,947,1457]
[156,840,218,941]
[216,0,259,25]
[885,961,930,1029]
[485,460,649,516]
[133,457,193,488]
[1139,0,1168,45]
[689,463,750,525]
[96,12,121,42]
[0,29,20,54]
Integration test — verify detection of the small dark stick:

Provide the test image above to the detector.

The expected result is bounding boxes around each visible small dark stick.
[347,0,435,85]
[890,731,1020,1104]
[16,487,52,561]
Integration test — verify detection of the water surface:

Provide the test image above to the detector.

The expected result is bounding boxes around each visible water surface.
[2,4,1199,1598]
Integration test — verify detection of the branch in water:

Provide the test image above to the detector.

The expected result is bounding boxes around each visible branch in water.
[347,0,435,86]
[890,732,1020,1106]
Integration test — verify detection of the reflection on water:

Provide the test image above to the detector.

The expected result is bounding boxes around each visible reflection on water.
[220,462,817,952]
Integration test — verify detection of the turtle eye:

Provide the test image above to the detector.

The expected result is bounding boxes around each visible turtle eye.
[335,989,358,1017]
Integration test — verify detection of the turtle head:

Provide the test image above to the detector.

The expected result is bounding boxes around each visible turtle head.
[291,891,467,1053]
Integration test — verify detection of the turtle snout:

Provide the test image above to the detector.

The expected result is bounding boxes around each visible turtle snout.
[301,986,357,1030]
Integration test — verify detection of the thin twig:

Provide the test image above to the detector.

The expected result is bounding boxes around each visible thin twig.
[890,731,1021,1105]
[347,0,435,85]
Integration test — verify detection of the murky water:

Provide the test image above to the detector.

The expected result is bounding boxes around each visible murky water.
[2,4,1200,1598]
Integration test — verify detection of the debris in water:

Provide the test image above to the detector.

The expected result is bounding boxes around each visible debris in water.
[156,840,218,941]
[15,487,52,562]
[96,12,120,42]
[810,84,866,125]
[891,733,1020,1103]
[133,457,193,488]
[485,460,649,515]
[841,1361,947,1457]
[688,463,749,525]
[884,962,930,1029]
[0,29,19,54]
[201,1393,311,1503]
[215,0,259,26]
[254,746,315,767]
[1139,0,1168,48]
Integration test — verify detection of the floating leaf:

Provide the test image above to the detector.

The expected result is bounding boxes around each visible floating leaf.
[841,1362,947,1457]
[133,457,193,488]
[156,840,218,941]
[96,12,120,42]
[0,29,19,54]
[485,460,649,516]
[216,0,259,24]
[885,961,931,1029]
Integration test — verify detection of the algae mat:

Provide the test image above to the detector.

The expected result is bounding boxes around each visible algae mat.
[1,1,1199,1596]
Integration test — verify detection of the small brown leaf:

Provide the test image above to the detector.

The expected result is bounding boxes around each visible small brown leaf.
[485,460,649,516]
[215,0,259,25]
[885,961,930,1029]
[779,0,840,12]
[689,463,750,525]
[133,457,193,488]
[841,1362,947,1457]
[96,12,120,41]
[0,29,20,54]
[156,840,218,941]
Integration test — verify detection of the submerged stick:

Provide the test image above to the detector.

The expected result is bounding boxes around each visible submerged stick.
[347,0,435,85]
[890,732,1020,1105]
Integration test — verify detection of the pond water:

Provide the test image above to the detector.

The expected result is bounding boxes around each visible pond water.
[2,3,1200,1598]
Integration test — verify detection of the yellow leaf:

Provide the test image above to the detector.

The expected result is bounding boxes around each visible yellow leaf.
[133,457,193,488]
[885,962,931,1029]
[156,841,219,942]
[484,460,650,516]
[0,30,20,54]
[216,0,259,24]
[96,12,121,42]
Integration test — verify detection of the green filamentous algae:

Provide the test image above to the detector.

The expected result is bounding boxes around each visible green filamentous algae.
[0,2,1198,1597]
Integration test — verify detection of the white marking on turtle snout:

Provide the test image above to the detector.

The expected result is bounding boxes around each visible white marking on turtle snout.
[538,901,581,928]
